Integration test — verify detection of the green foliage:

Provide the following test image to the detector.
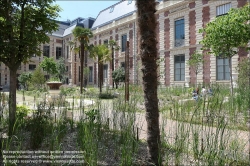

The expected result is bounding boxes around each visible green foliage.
[72,27,93,46]
[0,0,60,135]
[98,93,116,99]
[16,105,31,119]
[85,109,99,123]
[237,57,250,88]
[112,67,125,88]
[89,44,111,93]
[30,67,46,90]
[0,1,61,67]
[55,57,66,82]
[40,57,57,77]
[188,51,204,86]
[200,4,250,94]
[60,86,77,96]
[83,67,90,79]
[18,72,32,90]
[200,4,250,58]
[28,106,53,149]
[108,40,120,51]
[89,44,111,62]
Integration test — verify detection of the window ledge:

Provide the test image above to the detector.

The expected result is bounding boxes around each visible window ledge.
[215,80,230,83]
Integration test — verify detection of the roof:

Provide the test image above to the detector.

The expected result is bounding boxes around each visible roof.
[92,0,137,30]
[51,17,95,37]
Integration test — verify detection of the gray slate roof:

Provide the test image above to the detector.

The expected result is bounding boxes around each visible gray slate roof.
[92,0,136,30]
[51,17,95,37]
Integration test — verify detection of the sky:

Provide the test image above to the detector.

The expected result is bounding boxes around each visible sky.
[55,0,120,21]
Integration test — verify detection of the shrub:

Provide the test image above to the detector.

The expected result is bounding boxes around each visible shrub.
[98,93,116,99]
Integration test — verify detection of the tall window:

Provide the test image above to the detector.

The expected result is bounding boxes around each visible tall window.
[121,34,127,52]
[103,64,108,79]
[175,18,185,47]
[43,45,50,57]
[216,3,231,16]
[79,66,80,82]
[120,62,125,69]
[56,47,62,59]
[89,66,93,82]
[104,40,108,45]
[29,64,36,70]
[174,55,185,81]
[216,57,230,80]
[66,46,69,58]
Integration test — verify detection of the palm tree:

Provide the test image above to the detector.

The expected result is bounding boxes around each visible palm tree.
[136,0,161,165]
[89,44,111,93]
[72,27,93,94]
[108,40,120,89]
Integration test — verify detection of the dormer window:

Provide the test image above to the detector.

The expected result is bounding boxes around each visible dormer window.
[127,0,132,5]
[110,6,114,13]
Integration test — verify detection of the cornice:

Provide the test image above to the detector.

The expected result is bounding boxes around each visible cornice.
[156,0,193,14]
[93,12,136,36]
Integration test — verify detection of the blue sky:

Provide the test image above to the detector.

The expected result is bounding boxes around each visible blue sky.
[55,1,120,21]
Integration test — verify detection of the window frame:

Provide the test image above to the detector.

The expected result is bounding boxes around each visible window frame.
[174,54,185,81]
[56,47,62,60]
[121,34,127,52]
[103,64,108,79]
[89,66,93,82]
[104,39,108,46]
[216,56,230,80]
[29,64,36,71]
[43,45,50,57]
[216,3,232,17]
[174,18,185,47]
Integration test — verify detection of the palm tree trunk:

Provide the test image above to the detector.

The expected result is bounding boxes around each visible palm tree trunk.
[80,43,84,94]
[9,69,17,136]
[136,0,161,165]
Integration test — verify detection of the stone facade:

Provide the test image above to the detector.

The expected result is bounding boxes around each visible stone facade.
[1,0,249,88]
[88,0,249,87]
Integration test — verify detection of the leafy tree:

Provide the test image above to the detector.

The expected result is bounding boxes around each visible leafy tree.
[112,67,125,89]
[200,4,250,94]
[72,27,93,94]
[113,67,125,88]
[136,0,161,165]
[188,51,204,86]
[108,40,120,88]
[55,57,66,82]
[30,67,46,90]
[0,0,60,135]
[89,44,111,93]
[237,57,250,88]
[18,72,32,90]
[40,57,57,81]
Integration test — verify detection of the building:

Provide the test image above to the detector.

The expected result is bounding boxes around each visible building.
[0,17,95,87]
[1,0,249,88]
[88,0,249,87]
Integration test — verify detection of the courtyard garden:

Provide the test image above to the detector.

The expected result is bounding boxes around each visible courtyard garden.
[0,82,249,165]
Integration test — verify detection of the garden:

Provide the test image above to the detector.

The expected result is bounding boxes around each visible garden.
[0,78,249,165]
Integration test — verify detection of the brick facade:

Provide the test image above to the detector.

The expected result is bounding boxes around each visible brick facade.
[3,1,248,87]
